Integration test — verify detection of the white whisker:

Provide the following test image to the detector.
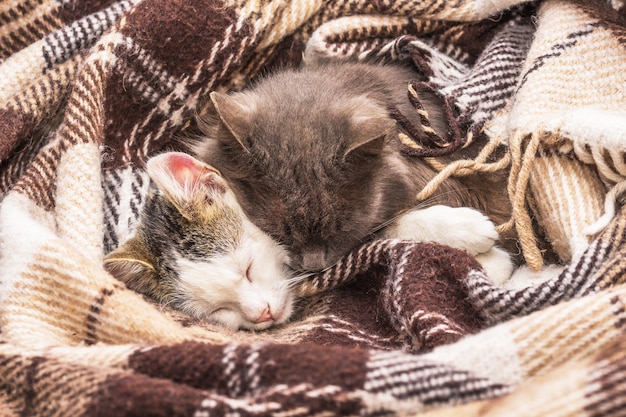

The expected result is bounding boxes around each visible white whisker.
[366,188,480,236]
[285,271,317,289]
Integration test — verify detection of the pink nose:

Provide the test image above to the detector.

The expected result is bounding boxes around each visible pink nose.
[255,306,274,323]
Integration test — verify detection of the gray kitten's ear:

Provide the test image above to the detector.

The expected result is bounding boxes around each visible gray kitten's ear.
[343,97,395,158]
[344,119,395,159]
[147,152,226,206]
[209,91,254,152]
[104,238,160,296]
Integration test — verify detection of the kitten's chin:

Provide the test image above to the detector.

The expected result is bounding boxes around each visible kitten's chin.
[246,320,275,331]
[205,309,249,330]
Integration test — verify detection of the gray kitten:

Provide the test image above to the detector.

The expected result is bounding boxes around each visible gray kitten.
[194,62,512,272]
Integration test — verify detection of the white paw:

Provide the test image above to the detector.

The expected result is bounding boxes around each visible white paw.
[382,205,499,255]
[475,247,514,285]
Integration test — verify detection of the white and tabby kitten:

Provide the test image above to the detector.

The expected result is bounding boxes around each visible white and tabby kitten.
[104,152,294,330]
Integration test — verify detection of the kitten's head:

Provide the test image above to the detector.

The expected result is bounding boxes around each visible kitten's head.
[104,152,293,330]
[195,69,413,272]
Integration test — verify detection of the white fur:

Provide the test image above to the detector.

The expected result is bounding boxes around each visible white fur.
[173,217,293,331]
[382,205,499,255]
[144,152,294,331]
[382,205,514,283]
[475,247,514,285]
[505,264,565,290]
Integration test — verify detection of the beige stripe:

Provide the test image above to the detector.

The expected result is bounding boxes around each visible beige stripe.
[0,41,49,103]
[0,352,115,417]
[593,222,626,290]
[529,151,605,261]
[2,239,225,346]
[0,0,62,56]
[250,0,323,50]
[56,143,104,264]
[45,344,137,369]
[511,285,626,378]
[509,1,626,142]
[2,255,122,345]
[417,355,592,417]
[32,360,104,415]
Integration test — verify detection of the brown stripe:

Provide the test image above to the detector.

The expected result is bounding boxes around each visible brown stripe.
[128,341,369,396]
[84,370,210,417]
[610,295,626,329]
[584,338,626,417]
[12,143,62,211]
[0,1,63,59]
[55,0,120,24]
[85,288,116,345]
[118,0,248,78]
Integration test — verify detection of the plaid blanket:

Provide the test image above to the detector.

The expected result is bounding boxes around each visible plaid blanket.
[2,0,626,415]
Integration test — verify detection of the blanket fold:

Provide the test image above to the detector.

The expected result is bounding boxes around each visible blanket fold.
[1,0,626,415]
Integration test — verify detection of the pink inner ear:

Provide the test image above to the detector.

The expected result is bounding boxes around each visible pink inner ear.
[168,153,200,187]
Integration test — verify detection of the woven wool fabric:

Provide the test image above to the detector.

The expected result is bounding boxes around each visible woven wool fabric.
[1,0,626,416]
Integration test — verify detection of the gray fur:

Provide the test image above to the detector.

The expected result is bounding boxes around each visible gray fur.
[195,62,513,271]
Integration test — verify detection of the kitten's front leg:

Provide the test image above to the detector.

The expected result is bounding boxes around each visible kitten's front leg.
[381,205,499,255]
[381,205,513,284]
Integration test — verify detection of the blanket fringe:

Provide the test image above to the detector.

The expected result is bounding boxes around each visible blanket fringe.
[415,130,545,271]
[416,131,510,193]
[585,180,626,236]
[503,131,543,270]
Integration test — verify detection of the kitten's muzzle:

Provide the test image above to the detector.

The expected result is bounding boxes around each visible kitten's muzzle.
[255,305,274,323]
